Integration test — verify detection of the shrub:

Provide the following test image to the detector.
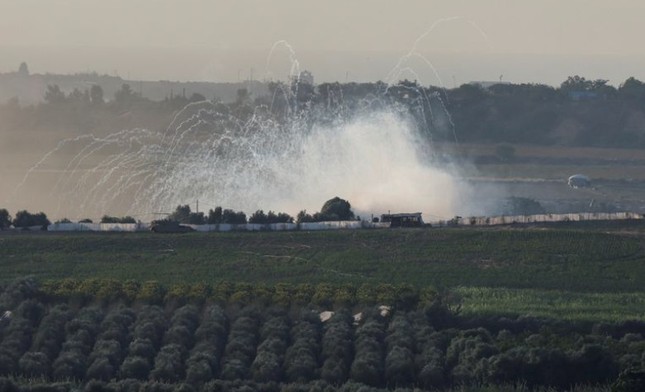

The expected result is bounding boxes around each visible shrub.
[100,215,136,224]
[12,210,50,228]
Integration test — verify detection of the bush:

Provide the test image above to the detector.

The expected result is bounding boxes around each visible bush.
[0,209,11,229]
[119,356,151,380]
[100,215,136,224]
[19,351,51,377]
[12,210,50,228]
[221,209,247,224]
[319,197,354,221]
[249,210,294,224]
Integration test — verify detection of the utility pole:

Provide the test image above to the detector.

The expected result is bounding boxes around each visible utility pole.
[196,199,199,214]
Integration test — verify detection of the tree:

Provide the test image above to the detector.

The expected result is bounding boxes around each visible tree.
[249,210,293,224]
[319,196,354,221]
[67,88,90,104]
[189,93,206,103]
[235,88,251,105]
[504,197,545,215]
[249,210,268,224]
[267,211,293,223]
[232,88,253,118]
[169,205,204,224]
[12,210,50,228]
[169,205,192,223]
[612,368,645,392]
[100,215,136,224]
[619,77,645,101]
[114,83,139,105]
[44,84,66,104]
[188,212,205,225]
[296,210,315,223]
[560,75,593,92]
[221,209,246,224]
[207,207,222,224]
[90,85,104,105]
[0,209,11,229]
[18,62,29,76]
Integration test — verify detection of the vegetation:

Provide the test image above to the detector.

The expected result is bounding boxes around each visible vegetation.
[100,215,137,224]
[11,210,50,229]
[248,210,294,224]
[0,209,10,229]
[0,215,644,390]
[0,226,645,323]
[297,197,356,223]
[4,67,645,390]
[500,197,546,216]
[6,74,645,149]
[0,278,642,390]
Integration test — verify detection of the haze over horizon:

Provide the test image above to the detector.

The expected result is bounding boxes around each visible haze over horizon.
[2,0,645,87]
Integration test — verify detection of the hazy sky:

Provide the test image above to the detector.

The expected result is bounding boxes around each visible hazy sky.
[2,0,645,86]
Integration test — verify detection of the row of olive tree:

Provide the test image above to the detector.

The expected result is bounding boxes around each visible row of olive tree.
[41,279,430,310]
[85,306,136,381]
[0,281,642,390]
[185,305,228,384]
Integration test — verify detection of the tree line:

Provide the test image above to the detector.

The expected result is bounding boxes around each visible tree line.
[0,278,643,391]
[0,209,50,230]
[0,209,139,230]
[5,74,645,148]
[0,197,357,231]
[158,197,355,226]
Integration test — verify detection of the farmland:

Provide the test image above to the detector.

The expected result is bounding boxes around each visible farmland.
[1,225,645,390]
[1,225,645,322]
[0,227,643,288]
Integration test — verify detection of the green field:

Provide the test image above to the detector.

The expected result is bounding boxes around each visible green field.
[2,226,645,322]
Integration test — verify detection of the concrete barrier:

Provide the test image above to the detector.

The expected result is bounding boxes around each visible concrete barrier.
[45,212,644,232]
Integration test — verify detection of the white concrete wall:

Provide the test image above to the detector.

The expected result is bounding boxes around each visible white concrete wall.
[269,223,298,231]
[299,221,363,230]
[435,212,644,227]
[98,223,140,232]
[45,212,644,232]
[49,223,93,231]
[48,222,143,232]
[190,221,361,232]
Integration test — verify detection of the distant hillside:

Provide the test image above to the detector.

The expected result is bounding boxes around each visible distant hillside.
[0,70,268,104]
[3,69,645,148]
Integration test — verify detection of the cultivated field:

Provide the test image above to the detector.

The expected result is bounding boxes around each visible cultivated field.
[2,224,645,322]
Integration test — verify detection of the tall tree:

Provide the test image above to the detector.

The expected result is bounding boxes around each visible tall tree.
[319,197,354,221]
[18,62,29,76]
[12,210,50,228]
[90,85,104,105]
[0,209,11,229]
[44,85,66,104]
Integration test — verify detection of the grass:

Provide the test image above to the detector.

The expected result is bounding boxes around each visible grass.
[457,287,645,323]
[2,226,645,321]
[471,163,645,181]
[0,228,642,288]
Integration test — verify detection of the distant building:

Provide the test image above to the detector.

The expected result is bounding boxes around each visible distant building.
[380,212,424,227]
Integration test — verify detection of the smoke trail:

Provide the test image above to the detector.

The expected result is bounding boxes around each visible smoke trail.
[12,101,468,221]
